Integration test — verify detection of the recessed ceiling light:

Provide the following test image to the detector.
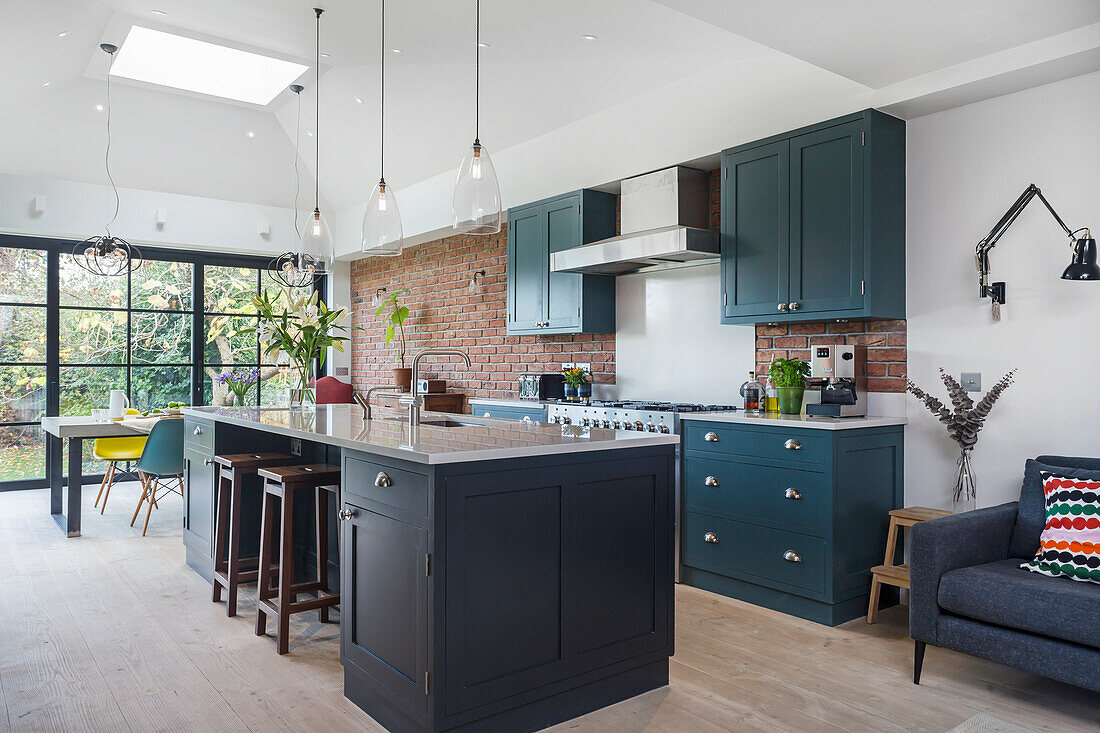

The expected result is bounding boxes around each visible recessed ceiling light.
[320,52,330,59]
[95,104,104,111]
[42,81,51,87]
[246,131,255,138]
[57,31,69,38]
[581,34,598,41]
[306,130,314,137]
[354,96,363,104]
[151,9,167,15]
[109,26,309,105]
[390,48,402,54]
[478,42,490,48]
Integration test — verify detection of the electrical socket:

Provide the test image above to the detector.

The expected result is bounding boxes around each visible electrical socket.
[290,438,302,456]
[561,362,575,371]
[960,372,982,392]
[573,362,591,373]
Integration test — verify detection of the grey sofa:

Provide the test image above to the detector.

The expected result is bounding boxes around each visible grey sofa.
[909,455,1100,692]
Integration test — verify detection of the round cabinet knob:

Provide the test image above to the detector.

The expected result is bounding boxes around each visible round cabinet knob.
[374,472,392,488]
[784,439,803,451]
[789,302,801,311]
[777,303,788,312]
[704,475,720,487]
[703,532,720,544]
[204,458,213,466]
[784,488,803,500]
[783,550,802,563]
[704,431,720,442]
[338,508,354,521]
[483,412,491,418]
[193,427,202,436]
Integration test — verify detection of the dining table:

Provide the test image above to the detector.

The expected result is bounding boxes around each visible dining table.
[39,414,178,537]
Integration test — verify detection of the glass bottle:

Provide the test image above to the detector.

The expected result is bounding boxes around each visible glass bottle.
[764,377,779,414]
[739,371,762,413]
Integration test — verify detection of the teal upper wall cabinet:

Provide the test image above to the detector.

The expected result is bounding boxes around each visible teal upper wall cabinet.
[721,109,905,324]
[507,190,617,335]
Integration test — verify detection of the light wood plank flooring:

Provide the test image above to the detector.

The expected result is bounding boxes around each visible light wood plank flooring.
[0,483,1096,732]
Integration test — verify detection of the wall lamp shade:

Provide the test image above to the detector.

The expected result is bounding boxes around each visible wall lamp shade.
[1061,234,1100,281]
[362,179,403,256]
[452,140,501,234]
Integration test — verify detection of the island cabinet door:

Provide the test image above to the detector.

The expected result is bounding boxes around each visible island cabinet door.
[182,444,214,558]
[341,503,429,716]
[441,453,672,717]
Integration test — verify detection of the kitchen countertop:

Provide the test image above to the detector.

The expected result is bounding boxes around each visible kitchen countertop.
[182,405,677,464]
[679,412,907,430]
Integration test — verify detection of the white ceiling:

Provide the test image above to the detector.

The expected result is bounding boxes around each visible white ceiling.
[3,0,1099,225]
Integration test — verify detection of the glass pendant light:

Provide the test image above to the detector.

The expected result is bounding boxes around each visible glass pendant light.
[270,83,317,288]
[361,0,403,255]
[299,8,334,276]
[73,43,143,277]
[452,0,501,234]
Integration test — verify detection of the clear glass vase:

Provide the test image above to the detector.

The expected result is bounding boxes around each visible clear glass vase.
[286,361,316,411]
[952,448,977,513]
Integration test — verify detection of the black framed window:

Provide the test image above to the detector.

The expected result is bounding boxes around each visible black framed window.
[0,234,319,491]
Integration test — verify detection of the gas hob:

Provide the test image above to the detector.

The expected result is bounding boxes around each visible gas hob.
[544,400,737,433]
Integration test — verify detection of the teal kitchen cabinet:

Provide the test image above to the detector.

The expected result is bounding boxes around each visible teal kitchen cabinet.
[680,419,904,626]
[507,190,617,335]
[721,109,905,324]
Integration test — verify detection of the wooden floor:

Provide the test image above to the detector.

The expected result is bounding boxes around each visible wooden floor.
[0,484,1097,733]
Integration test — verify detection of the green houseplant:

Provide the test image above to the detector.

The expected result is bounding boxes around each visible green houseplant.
[248,289,354,409]
[767,358,811,415]
[374,288,413,389]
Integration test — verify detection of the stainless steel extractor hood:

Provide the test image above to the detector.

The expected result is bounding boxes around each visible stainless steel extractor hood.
[551,166,719,275]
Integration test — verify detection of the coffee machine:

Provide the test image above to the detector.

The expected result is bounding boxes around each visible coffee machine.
[805,345,867,418]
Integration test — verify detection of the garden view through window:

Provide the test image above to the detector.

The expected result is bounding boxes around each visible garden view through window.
[0,241,299,485]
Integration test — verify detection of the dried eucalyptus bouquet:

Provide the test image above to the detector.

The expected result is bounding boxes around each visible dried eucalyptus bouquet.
[906,368,1016,506]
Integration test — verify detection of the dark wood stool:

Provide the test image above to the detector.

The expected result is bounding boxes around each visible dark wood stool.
[254,463,341,654]
[211,452,294,617]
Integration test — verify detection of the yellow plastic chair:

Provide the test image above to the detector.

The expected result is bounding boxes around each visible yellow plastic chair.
[93,408,146,514]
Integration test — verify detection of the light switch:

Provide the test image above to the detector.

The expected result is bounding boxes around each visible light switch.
[961,372,981,392]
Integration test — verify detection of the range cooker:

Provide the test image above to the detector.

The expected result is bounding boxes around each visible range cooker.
[545,400,738,434]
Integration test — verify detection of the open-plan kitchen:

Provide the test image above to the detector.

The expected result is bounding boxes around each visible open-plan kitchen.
[1,2,1099,732]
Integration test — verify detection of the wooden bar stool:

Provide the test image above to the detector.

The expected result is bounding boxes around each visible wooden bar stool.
[866,506,952,623]
[254,463,341,654]
[211,452,294,617]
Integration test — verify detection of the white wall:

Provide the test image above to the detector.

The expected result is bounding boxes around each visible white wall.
[615,262,756,405]
[905,70,1100,510]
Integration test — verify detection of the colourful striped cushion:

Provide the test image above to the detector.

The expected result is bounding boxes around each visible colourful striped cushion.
[1020,471,1100,584]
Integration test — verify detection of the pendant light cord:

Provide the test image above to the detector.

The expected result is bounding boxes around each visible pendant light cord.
[314,8,322,211]
[104,49,119,237]
[475,0,480,142]
[380,0,385,180]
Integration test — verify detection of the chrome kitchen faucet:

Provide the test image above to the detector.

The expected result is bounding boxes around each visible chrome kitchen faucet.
[409,349,471,428]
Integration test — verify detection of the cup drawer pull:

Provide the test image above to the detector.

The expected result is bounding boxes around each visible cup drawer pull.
[783,439,802,451]
[704,475,719,487]
[703,531,720,544]
[703,431,720,443]
[193,426,203,436]
[783,550,802,563]
[784,488,802,500]
[374,472,392,488]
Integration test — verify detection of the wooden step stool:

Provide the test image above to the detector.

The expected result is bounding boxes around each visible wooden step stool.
[866,506,952,624]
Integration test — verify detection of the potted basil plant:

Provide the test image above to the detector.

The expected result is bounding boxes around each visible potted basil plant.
[767,358,811,415]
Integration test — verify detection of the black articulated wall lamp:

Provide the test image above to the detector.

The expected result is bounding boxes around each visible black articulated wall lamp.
[975,183,1098,321]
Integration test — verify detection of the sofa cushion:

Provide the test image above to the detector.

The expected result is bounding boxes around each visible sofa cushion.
[1010,456,1100,559]
[1020,471,1100,584]
[938,559,1100,649]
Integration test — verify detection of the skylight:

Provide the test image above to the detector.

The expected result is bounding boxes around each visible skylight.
[110,26,308,105]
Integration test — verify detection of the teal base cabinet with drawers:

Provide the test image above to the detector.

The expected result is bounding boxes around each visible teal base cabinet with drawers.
[680,419,904,626]
[468,401,548,423]
[507,189,617,335]
[721,109,905,324]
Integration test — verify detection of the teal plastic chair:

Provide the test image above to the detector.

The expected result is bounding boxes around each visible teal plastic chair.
[130,417,185,536]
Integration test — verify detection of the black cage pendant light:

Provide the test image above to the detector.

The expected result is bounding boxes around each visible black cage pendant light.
[270,83,316,288]
[73,43,143,277]
[361,0,403,256]
[452,0,501,234]
[298,8,335,277]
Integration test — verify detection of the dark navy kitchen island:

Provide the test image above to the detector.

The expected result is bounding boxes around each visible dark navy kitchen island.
[182,405,677,733]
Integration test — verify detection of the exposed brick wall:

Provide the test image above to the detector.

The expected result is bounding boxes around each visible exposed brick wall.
[755,320,907,392]
[349,227,615,404]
